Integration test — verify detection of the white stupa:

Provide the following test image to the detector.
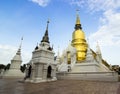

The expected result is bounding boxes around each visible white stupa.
[2,38,25,78]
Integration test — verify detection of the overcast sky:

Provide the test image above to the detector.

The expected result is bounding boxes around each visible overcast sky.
[0,0,120,65]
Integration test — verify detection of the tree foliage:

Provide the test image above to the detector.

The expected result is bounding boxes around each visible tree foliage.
[20,64,26,73]
[0,64,6,69]
[4,63,11,70]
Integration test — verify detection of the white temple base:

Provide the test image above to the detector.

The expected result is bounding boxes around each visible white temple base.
[57,72,119,81]
[71,63,109,72]
[57,63,119,82]
[25,77,57,83]
[2,69,25,78]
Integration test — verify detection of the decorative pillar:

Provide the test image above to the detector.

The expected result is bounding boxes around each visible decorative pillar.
[34,63,43,82]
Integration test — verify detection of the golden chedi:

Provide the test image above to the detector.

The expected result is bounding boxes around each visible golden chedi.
[72,14,87,62]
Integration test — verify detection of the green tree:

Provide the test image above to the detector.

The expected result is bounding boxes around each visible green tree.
[4,63,11,70]
[0,64,5,69]
[20,64,26,73]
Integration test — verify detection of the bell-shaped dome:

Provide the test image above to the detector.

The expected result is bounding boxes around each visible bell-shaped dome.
[72,29,85,40]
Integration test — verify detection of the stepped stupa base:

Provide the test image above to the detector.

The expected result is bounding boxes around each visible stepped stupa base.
[2,69,25,78]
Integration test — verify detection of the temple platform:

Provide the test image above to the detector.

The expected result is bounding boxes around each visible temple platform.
[57,72,119,81]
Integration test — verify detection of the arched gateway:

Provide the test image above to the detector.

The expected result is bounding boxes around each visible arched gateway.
[47,66,52,78]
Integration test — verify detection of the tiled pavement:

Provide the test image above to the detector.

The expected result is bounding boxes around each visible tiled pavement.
[0,79,120,94]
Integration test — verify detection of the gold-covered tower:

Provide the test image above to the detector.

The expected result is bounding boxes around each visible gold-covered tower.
[72,13,87,62]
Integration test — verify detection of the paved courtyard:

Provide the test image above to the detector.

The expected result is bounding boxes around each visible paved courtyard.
[0,78,120,94]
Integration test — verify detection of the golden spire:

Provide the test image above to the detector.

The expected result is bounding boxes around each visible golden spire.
[75,9,82,30]
[76,9,81,25]
[72,10,87,62]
